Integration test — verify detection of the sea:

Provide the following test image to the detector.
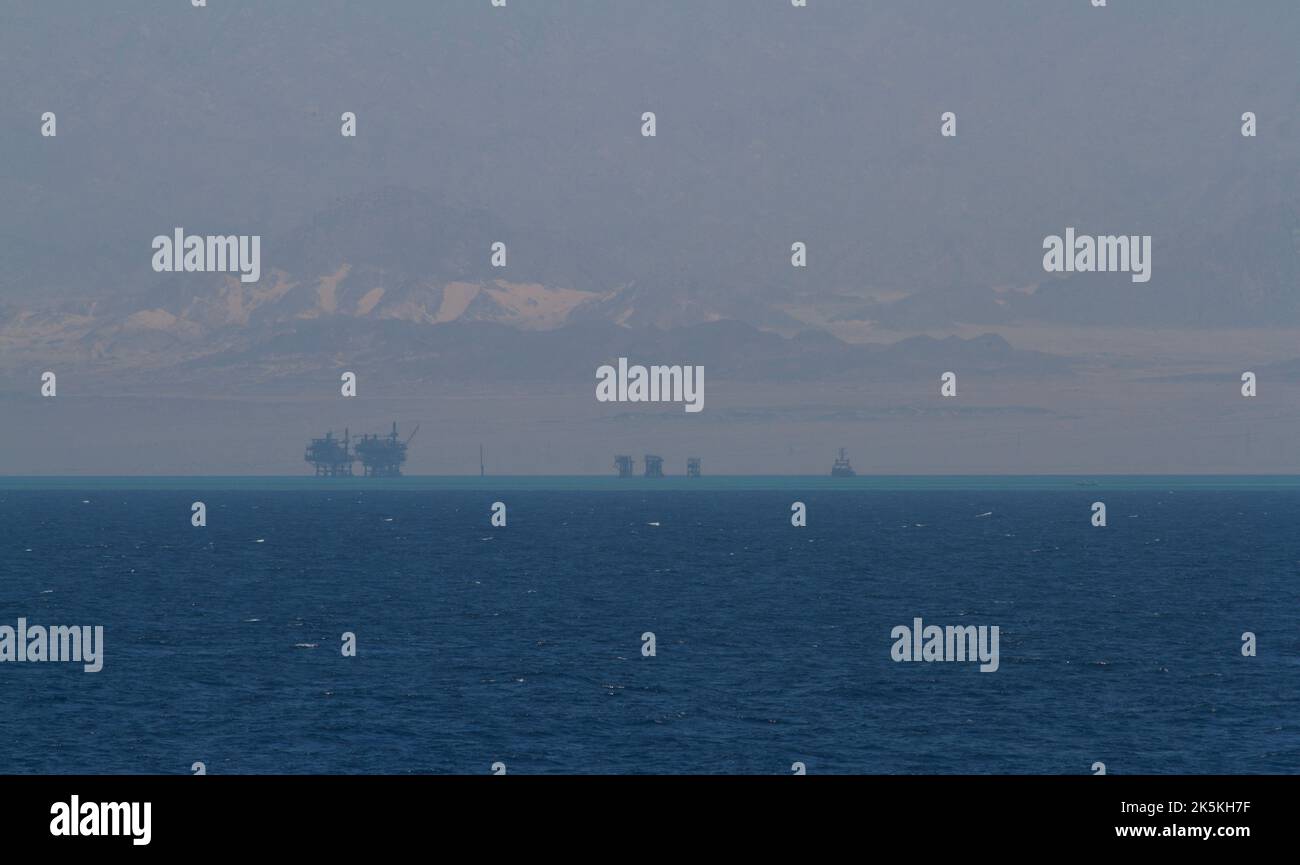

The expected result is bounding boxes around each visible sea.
[1,476,1297,775]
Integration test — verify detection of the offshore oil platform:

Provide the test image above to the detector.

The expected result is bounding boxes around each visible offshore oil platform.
[614,455,700,477]
[305,422,418,477]
[304,429,355,476]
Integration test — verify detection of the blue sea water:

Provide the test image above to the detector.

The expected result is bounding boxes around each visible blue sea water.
[1,483,1297,774]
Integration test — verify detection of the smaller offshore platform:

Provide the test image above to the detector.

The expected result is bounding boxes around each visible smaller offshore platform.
[613,455,702,477]
[305,422,418,477]
[304,429,354,476]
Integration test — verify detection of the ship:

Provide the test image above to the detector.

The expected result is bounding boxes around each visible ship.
[305,422,418,477]
[831,448,856,477]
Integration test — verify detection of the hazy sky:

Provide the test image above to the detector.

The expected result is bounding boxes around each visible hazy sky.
[1,1,1297,474]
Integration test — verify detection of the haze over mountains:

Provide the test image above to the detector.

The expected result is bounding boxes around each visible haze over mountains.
[1,1,1297,473]
[2,184,1076,390]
